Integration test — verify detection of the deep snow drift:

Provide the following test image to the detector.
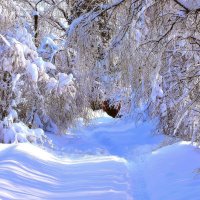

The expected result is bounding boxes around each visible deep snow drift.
[0,112,200,200]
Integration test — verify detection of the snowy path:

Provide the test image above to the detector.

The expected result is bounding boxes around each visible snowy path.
[46,115,163,200]
[1,114,200,200]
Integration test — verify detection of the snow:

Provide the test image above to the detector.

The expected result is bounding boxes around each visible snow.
[32,10,39,16]
[45,73,74,92]
[39,37,58,51]
[151,73,163,103]
[26,63,38,82]
[34,57,45,73]
[0,122,45,144]
[45,62,56,70]
[54,116,200,200]
[0,143,132,200]
[47,77,58,91]
[67,15,85,37]
[177,0,200,10]
[9,27,36,51]
[58,73,74,88]
[38,36,59,62]
[8,109,18,122]
[12,74,21,91]
[0,112,200,199]
[144,142,200,200]
[0,34,11,47]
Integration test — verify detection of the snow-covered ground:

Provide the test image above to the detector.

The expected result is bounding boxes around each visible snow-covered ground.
[0,112,200,200]
[144,142,200,200]
[0,143,131,200]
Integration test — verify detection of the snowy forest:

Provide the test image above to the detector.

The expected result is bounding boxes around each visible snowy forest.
[0,0,200,199]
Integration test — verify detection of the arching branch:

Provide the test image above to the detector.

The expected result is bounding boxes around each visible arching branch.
[174,0,190,12]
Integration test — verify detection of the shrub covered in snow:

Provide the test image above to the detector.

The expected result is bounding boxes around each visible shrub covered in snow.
[0,121,46,144]
[0,26,78,142]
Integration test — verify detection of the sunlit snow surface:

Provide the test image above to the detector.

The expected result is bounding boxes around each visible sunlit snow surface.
[1,112,200,200]
[144,142,200,200]
[0,143,132,200]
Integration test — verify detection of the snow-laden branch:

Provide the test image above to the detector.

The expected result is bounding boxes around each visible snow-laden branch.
[175,0,200,11]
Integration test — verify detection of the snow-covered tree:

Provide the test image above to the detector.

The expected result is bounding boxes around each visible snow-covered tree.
[0,0,81,143]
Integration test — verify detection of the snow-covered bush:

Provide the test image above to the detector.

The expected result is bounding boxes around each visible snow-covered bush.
[0,0,19,33]
[44,72,77,131]
[0,23,79,142]
[0,121,46,144]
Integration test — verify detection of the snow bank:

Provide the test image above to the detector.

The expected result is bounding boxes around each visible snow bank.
[144,142,200,200]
